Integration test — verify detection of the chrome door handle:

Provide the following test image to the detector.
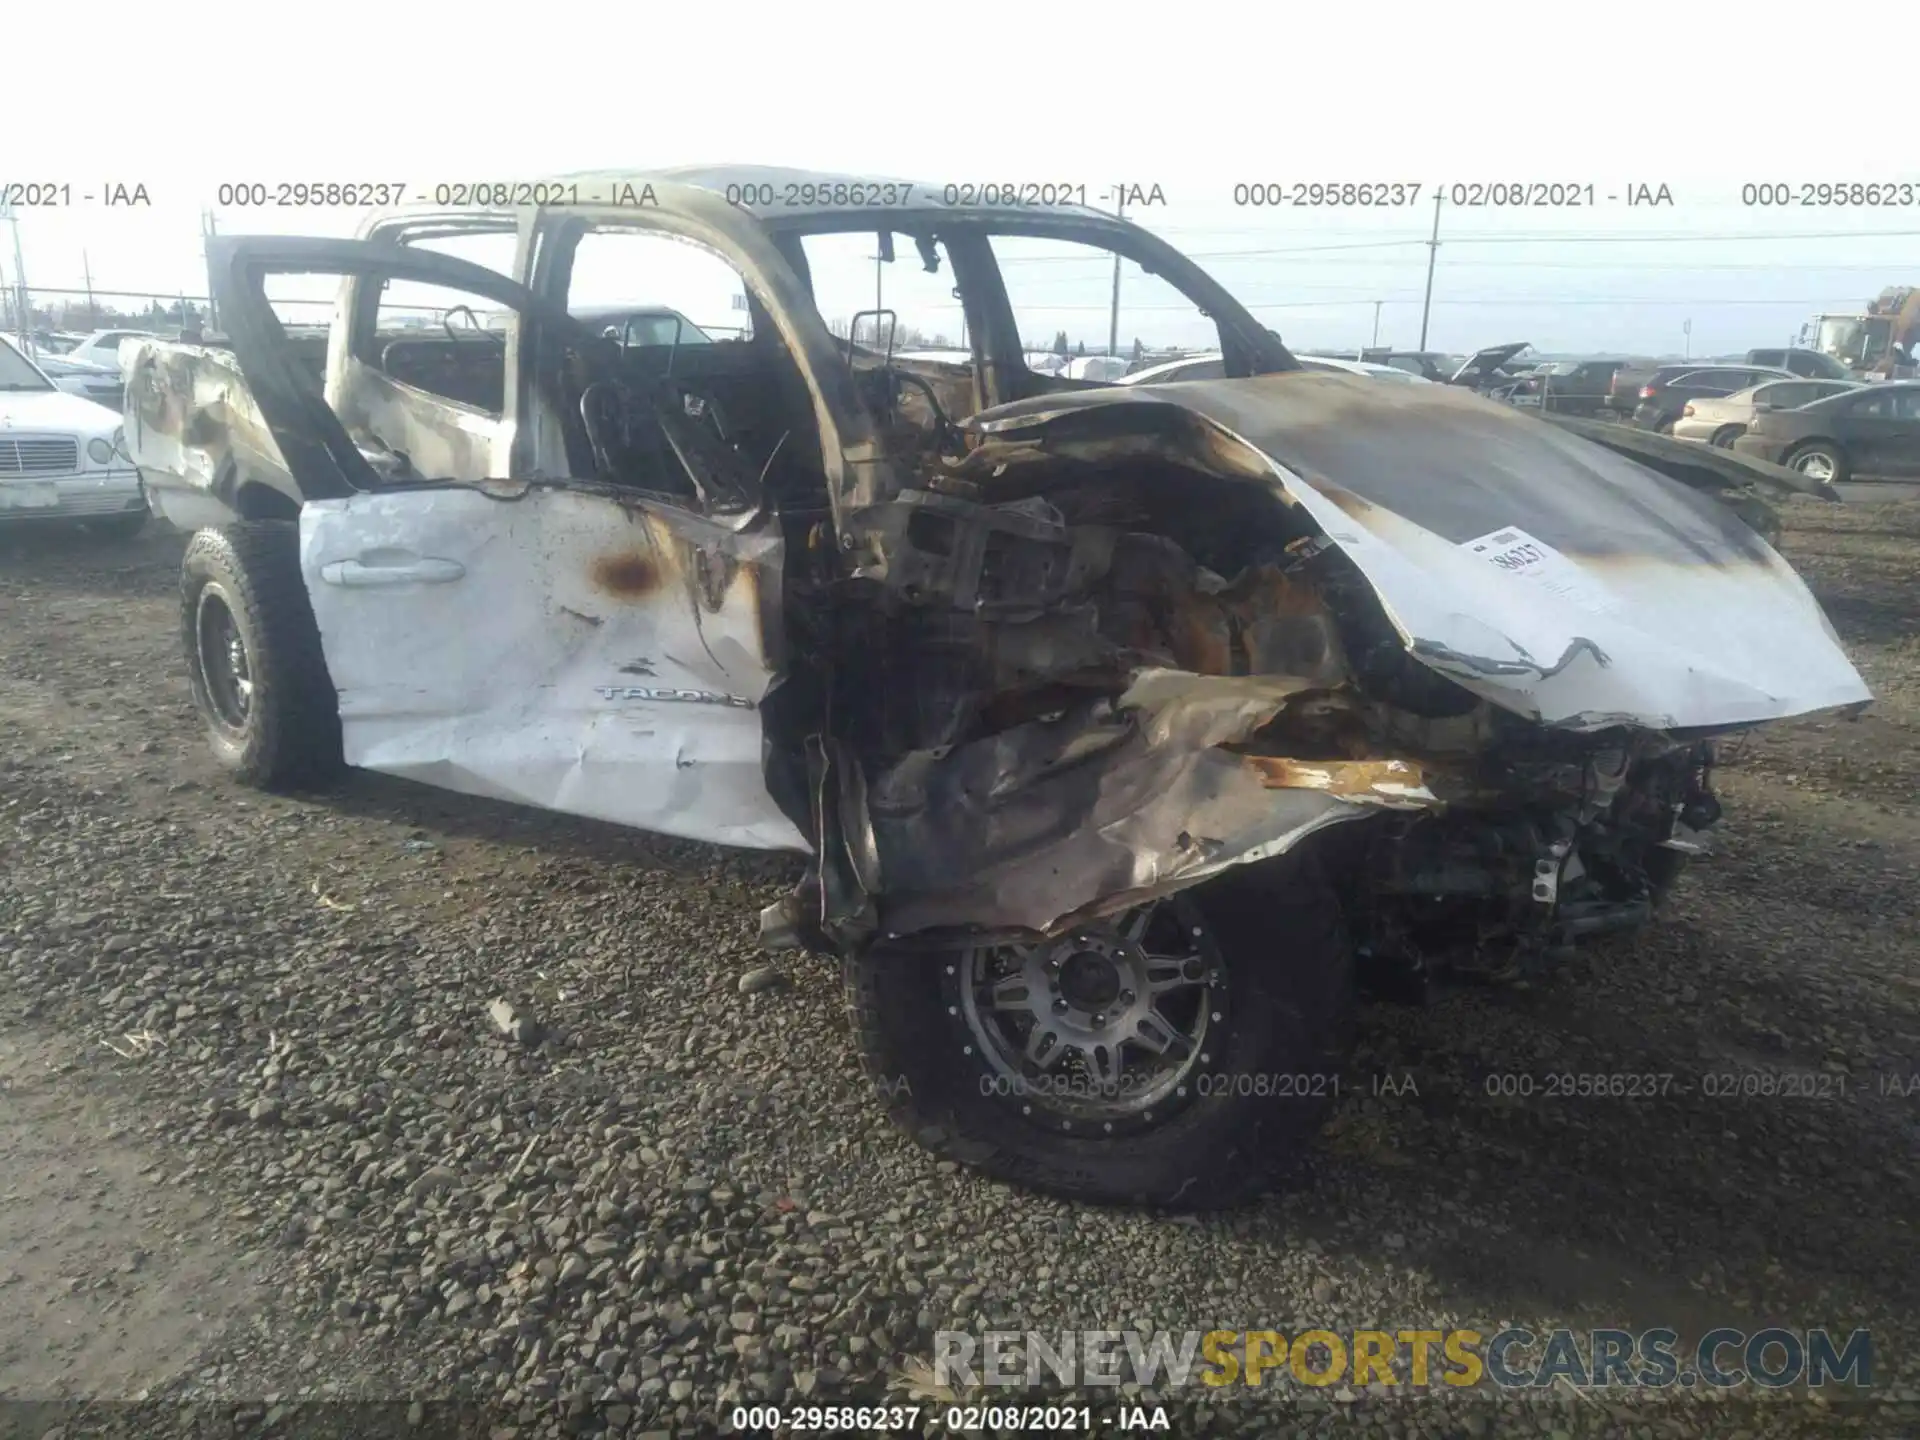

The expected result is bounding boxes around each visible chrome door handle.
[319,556,466,587]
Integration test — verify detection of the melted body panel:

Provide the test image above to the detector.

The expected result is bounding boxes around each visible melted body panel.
[124,341,298,526]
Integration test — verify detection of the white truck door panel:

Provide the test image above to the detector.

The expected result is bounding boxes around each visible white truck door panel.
[300,485,806,851]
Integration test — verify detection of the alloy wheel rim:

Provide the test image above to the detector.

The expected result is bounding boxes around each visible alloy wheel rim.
[195,589,254,731]
[959,896,1223,1125]
[1793,450,1836,482]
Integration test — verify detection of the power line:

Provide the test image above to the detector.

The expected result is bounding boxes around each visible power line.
[966,295,1875,313]
[1002,255,1910,272]
[993,228,1920,265]
[997,239,1424,264]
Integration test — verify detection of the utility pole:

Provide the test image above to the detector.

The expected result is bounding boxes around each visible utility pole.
[4,199,28,348]
[82,250,95,327]
[1107,191,1126,357]
[1417,192,1442,350]
[1371,301,1383,348]
[1683,318,1692,360]
[202,209,220,332]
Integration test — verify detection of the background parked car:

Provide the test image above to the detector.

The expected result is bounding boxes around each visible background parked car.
[1121,352,1226,383]
[1745,347,1854,381]
[62,329,160,373]
[1067,354,1132,382]
[1630,363,1796,432]
[1509,359,1626,416]
[0,335,148,537]
[568,304,715,348]
[1672,378,1860,448]
[1300,355,1432,382]
[1732,381,1920,483]
[1353,348,1453,380]
[1119,353,1433,385]
[30,352,127,410]
[1447,341,1535,394]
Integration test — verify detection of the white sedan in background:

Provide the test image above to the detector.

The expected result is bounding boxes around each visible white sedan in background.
[1670,377,1860,448]
[1120,352,1434,385]
[31,351,127,408]
[63,328,161,373]
[0,335,147,536]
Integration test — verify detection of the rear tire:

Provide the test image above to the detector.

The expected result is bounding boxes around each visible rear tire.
[842,861,1355,1208]
[1784,440,1849,485]
[1709,425,1744,449]
[181,522,342,789]
[1645,850,1690,906]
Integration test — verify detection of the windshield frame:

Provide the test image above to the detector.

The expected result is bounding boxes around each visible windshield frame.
[761,207,1298,385]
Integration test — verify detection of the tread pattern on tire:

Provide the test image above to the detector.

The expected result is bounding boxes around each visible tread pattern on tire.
[841,863,1356,1209]
[181,522,342,789]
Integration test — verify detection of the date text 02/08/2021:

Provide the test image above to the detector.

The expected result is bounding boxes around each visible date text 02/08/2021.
[728,1403,1171,1432]
[1227,181,1675,207]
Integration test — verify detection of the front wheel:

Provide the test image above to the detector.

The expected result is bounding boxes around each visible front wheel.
[181,522,342,789]
[1785,440,1849,485]
[842,863,1355,1208]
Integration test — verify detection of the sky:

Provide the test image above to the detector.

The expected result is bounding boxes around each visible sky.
[7,4,1917,358]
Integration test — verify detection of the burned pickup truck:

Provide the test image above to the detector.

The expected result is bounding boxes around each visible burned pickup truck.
[124,169,1870,1207]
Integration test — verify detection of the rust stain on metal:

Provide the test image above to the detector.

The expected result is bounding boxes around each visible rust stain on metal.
[1316,482,1378,518]
[690,545,738,613]
[1243,755,1431,798]
[1167,597,1234,675]
[591,551,665,599]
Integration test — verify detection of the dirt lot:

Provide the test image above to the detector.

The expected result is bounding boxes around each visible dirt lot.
[2,500,1917,1439]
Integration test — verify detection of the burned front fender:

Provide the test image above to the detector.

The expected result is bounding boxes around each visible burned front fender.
[805,373,1869,946]
[123,340,300,527]
[958,377,1870,730]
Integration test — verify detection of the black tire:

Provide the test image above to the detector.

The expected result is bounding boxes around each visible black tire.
[181,522,342,788]
[1654,415,1676,435]
[1709,425,1744,449]
[1645,850,1690,907]
[1784,440,1849,486]
[83,509,149,540]
[842,860,1355,1208]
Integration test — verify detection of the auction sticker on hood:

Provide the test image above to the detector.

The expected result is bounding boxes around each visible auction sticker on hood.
[1459,528,1623,617]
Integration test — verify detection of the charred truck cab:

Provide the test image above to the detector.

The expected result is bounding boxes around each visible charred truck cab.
[125,168,1871,1207]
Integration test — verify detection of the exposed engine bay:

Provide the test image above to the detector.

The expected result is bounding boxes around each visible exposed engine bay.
[767,379,1739,985]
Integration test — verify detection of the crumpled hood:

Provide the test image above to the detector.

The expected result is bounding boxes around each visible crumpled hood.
[966,373,1871,732]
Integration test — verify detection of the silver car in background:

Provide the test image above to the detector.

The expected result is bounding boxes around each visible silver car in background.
[1121,352,1433,385]
[32,351,127,410]
[1672,377,1861,449]
[0,335,148,536]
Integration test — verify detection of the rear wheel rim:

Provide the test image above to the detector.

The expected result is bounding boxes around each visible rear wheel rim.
[958,895,1224,1127]
[1792,449,1836,482]
[195,587,254,733]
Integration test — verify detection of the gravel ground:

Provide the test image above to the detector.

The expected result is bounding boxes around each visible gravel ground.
[2,500,1917,1439]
